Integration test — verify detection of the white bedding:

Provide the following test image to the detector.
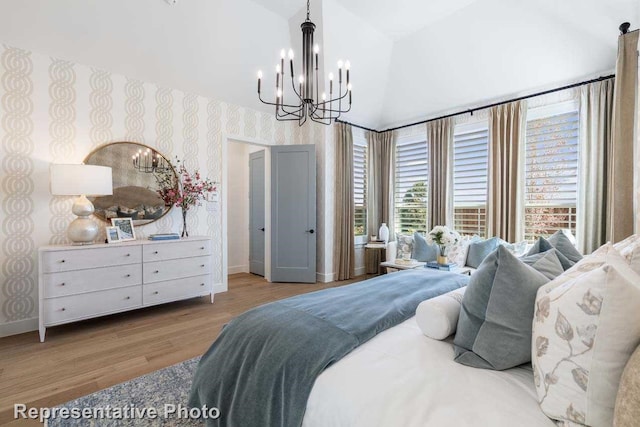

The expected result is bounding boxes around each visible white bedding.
[303,317,555,427]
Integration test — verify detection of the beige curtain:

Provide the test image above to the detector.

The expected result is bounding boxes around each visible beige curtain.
[333,123,356,280]
[608,30,639,243]
[366,130,396,240]
[487,100,527,242]
[427,118,454,230]
[577,80,614,253]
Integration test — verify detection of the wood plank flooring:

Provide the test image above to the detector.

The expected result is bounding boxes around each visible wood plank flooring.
[0,273,364,426]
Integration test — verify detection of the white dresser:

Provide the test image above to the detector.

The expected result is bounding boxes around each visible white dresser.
[38,236,213,342]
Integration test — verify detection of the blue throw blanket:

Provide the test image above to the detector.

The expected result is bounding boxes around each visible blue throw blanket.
[189,269,468,427]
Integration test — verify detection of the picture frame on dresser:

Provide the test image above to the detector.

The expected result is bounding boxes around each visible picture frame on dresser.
[105,226,121,243]
[111,217,136,241]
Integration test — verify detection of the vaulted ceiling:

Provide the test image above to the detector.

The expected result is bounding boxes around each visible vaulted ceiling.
[0,0,637,129]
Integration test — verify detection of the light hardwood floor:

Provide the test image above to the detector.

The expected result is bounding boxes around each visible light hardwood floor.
[0,273,364,426]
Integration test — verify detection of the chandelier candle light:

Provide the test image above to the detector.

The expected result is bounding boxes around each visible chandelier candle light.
[256,0,352,126]
[132,147,169,173]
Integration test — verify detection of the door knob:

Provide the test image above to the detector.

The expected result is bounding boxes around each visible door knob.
[306,229,315,234]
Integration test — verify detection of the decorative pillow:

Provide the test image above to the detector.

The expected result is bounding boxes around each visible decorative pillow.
[447,235,481,267]
[548,230,582,264]
[396,234,414,259]
[532,248,640,426]
[501,240,528,257]
[453,246,551,370]
[527,237,576,271]
[412,232,438,262]
[465,236,500,269]
[614,345,640,427]
[520,250,565,280]
[613,234,639,252]
[617,237,640,275]
[415,287,466,340]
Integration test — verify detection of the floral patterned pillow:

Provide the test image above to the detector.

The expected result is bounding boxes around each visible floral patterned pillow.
[396,234,414,259]
[446,235,481,267]
[532,246,640,426]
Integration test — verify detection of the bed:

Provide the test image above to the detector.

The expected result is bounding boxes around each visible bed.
[188,268,556,427]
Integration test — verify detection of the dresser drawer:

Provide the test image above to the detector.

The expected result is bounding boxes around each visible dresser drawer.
[143,239,211,262]
[43,285,142,326]
[143,274,211,306]
[43,264,142,298]
[143,255,212,283]
[41,245,142,273]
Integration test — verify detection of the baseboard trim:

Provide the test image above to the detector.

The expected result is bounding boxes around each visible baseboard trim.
[228,265,249,275]
[0,317,38,338]
[315,272,334,283]
[355,266,366,276]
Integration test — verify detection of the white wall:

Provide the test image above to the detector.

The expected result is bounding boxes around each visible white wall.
[227,142,250,274]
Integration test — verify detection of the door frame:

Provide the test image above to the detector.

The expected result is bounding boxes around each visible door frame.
[222,134,273,291]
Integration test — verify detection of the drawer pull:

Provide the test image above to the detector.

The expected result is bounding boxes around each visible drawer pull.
[125,274,131,278]
[154,270,159,273]
[200,247,205,250]
[61,308,66,311]
[125,253,131,257]
[200,264,205,267]
[154,251,158,254]
[60,283,65,286]
[154,291,159,295]
[60,259,66,263]
[200,283,205,286]
[125,296,131,300]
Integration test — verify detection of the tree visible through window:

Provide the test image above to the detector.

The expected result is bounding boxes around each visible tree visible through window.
[524,105,579,241]
[353,137,367,236]
[395,139,428,234]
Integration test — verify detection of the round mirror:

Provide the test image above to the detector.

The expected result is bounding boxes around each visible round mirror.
[84,142,178,226]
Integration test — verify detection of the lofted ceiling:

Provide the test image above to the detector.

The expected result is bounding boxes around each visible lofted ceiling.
[0,0,637,130]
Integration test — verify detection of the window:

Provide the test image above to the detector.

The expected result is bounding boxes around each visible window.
[524,102,579,241]
[394,138,428,234]
[453,123,489,237]
[353,132,367,237]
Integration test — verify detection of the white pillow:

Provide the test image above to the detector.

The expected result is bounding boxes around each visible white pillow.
[616,236,640,275]
[613,234,639,252]
[532,246,640,426]
[447,235,480,267]
[415,287,466,340]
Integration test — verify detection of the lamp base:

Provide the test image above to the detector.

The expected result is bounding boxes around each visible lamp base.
[67,217,99,245]
[67,195,99,245]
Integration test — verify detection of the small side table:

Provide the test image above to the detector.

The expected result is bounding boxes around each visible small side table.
[364,243,386,275]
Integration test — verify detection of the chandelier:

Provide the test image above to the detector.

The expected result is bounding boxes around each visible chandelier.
[131,148,169,173]
[256,0,352,126]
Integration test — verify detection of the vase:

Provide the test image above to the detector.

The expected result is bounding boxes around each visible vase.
[437,246,447,265]
[181,208,189,238]
[379,223,389,244]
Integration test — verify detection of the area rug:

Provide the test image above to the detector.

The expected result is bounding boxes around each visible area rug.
[49,357,204,426]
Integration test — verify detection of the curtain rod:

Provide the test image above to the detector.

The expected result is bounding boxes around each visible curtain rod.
[336,74,615,134]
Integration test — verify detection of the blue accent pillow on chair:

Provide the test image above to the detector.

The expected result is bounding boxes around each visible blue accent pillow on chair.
[526,232,582,271]
[465,237,500,268]
[412,232,438,262]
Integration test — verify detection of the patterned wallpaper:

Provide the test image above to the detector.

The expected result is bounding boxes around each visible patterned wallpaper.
[0,43,329,333]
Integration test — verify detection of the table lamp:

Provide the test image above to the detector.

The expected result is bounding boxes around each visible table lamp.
[50,164,113,245]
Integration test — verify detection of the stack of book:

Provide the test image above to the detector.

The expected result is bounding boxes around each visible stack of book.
[148,233,180,241]
[425,261,457,271]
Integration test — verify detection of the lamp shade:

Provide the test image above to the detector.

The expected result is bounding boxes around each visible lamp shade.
[50,164,113,196]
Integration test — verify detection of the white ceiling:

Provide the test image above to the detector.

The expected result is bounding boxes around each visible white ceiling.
[0,0,637,129]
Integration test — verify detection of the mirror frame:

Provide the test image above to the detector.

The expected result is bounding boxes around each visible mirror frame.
[84,141,178,226]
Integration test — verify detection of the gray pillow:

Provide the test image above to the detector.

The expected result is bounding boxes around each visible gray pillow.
[520,249,564,280]
[412,232,438,262]
[453,245,551,370]
[526,237,575,270]
[465,236,500,268]
[547,230,582,263]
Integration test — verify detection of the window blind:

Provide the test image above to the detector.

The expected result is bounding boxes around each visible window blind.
[453,126,489,236]
[394,139,428,234]
[353,139,367,236]
[524,110,579,240]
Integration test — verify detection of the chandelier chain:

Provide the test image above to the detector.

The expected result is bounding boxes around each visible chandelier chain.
[306,0,310,21]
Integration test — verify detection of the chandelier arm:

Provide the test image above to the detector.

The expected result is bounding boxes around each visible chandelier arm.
[278,103,305,115]
[277,106,303,119]
[259,92,303,109]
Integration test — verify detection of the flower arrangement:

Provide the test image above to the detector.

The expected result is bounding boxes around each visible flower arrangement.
[426,225,460,257]
[155,159,216,236]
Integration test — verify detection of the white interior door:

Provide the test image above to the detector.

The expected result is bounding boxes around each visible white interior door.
[270,145,316,283]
